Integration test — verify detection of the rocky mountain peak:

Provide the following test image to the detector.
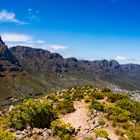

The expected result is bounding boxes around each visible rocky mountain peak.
[0,36,5,45]
[0,36,19,65]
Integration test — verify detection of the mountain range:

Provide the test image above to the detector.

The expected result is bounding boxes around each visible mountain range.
[0,36,140,105]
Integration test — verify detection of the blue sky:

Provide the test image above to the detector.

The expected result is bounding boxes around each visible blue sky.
[0,0,140,64]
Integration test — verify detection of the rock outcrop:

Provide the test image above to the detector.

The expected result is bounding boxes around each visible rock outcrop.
[9,45,140,90]
[0,36,20,73]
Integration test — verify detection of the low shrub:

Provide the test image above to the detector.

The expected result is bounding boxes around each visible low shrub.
[0,129,16,140]
[90,100,104,112]
[107,93,128,103]
[101,87,112,93]
[105,105,131,122]
[127,126,140,140]
[9,99,57,130]
[47,93,59,102]
[94,129,109,138]
[115,99,135,113]
[91,92,104,100]
[72,89,84,100]
[84,95,91,103]
[56,98,75,115]
[0,117,9,129]
[98,118,106,126]
[132,102,140,122]
[51,120,75,140]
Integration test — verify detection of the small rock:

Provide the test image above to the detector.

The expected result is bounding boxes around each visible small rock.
[42,130,50,139]
[27,125,32,134]
[32,128,40,134]
[16,133,25,140]
[16,130,22,135]
[0,111,3,116]
[8,105,14,112]
[23,129,28,133]
[22,130,27,135]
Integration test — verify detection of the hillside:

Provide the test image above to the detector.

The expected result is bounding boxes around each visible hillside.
[10,45,140,90]
[0,85,140,140]
[0,37,50,106]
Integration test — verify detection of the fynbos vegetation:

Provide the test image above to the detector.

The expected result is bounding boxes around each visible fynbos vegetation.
[0,85,139,139]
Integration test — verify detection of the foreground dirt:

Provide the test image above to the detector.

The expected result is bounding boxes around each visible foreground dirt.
[60,100,119,140]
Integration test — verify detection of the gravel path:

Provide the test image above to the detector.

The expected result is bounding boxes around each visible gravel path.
[60,100,119,140]
[61,101,94,139]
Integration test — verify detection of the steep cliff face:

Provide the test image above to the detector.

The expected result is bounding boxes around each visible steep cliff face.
[10,45,140,90]
[10,45,140,75]
[0,36,20,73]
[0,37,48,105]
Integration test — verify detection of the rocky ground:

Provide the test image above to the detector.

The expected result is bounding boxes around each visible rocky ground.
[6,100,120,140]
[61,100,119,140]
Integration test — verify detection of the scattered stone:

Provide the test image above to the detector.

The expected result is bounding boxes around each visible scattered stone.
[32,128,40,135]
[42,130,50,139]
[26,125,32,134]
[16,131,25,140]
[8,105,13,112]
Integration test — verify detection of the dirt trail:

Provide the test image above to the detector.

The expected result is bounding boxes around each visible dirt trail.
[61,100,93,138]
[60,101,119,140]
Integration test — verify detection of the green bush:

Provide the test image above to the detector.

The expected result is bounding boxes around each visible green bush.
[9,99,57,130]
[47,93,59,102]
[51,120,75,140]
[98,118,106,126]
[115,99,135,112]
[56,98,75,115]
[90,100,104,112]
[91,92,104,100]
[0,129,16,140]
[0,117,9,129]
[127,126,140,140]
[107,93,128,103]
[132,102,140,122]
[101,87,112,93]
[72,89,84,100]
[94,129,109,138]
[84,95,91,103]
[105,105,131,122]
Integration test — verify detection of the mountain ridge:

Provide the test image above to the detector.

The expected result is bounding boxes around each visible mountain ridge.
[9,45,140,90]
[0,37,49,106]
[0,36,140,105]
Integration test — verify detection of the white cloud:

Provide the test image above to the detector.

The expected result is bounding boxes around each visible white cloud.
[1,33,46,47]
[116,56,127,61]
[35,40,45,44]
[1,33,31,42]
[26,9,40,21]
[1,33,67,53]
[0,10,26,24]
[47,44,68,51]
